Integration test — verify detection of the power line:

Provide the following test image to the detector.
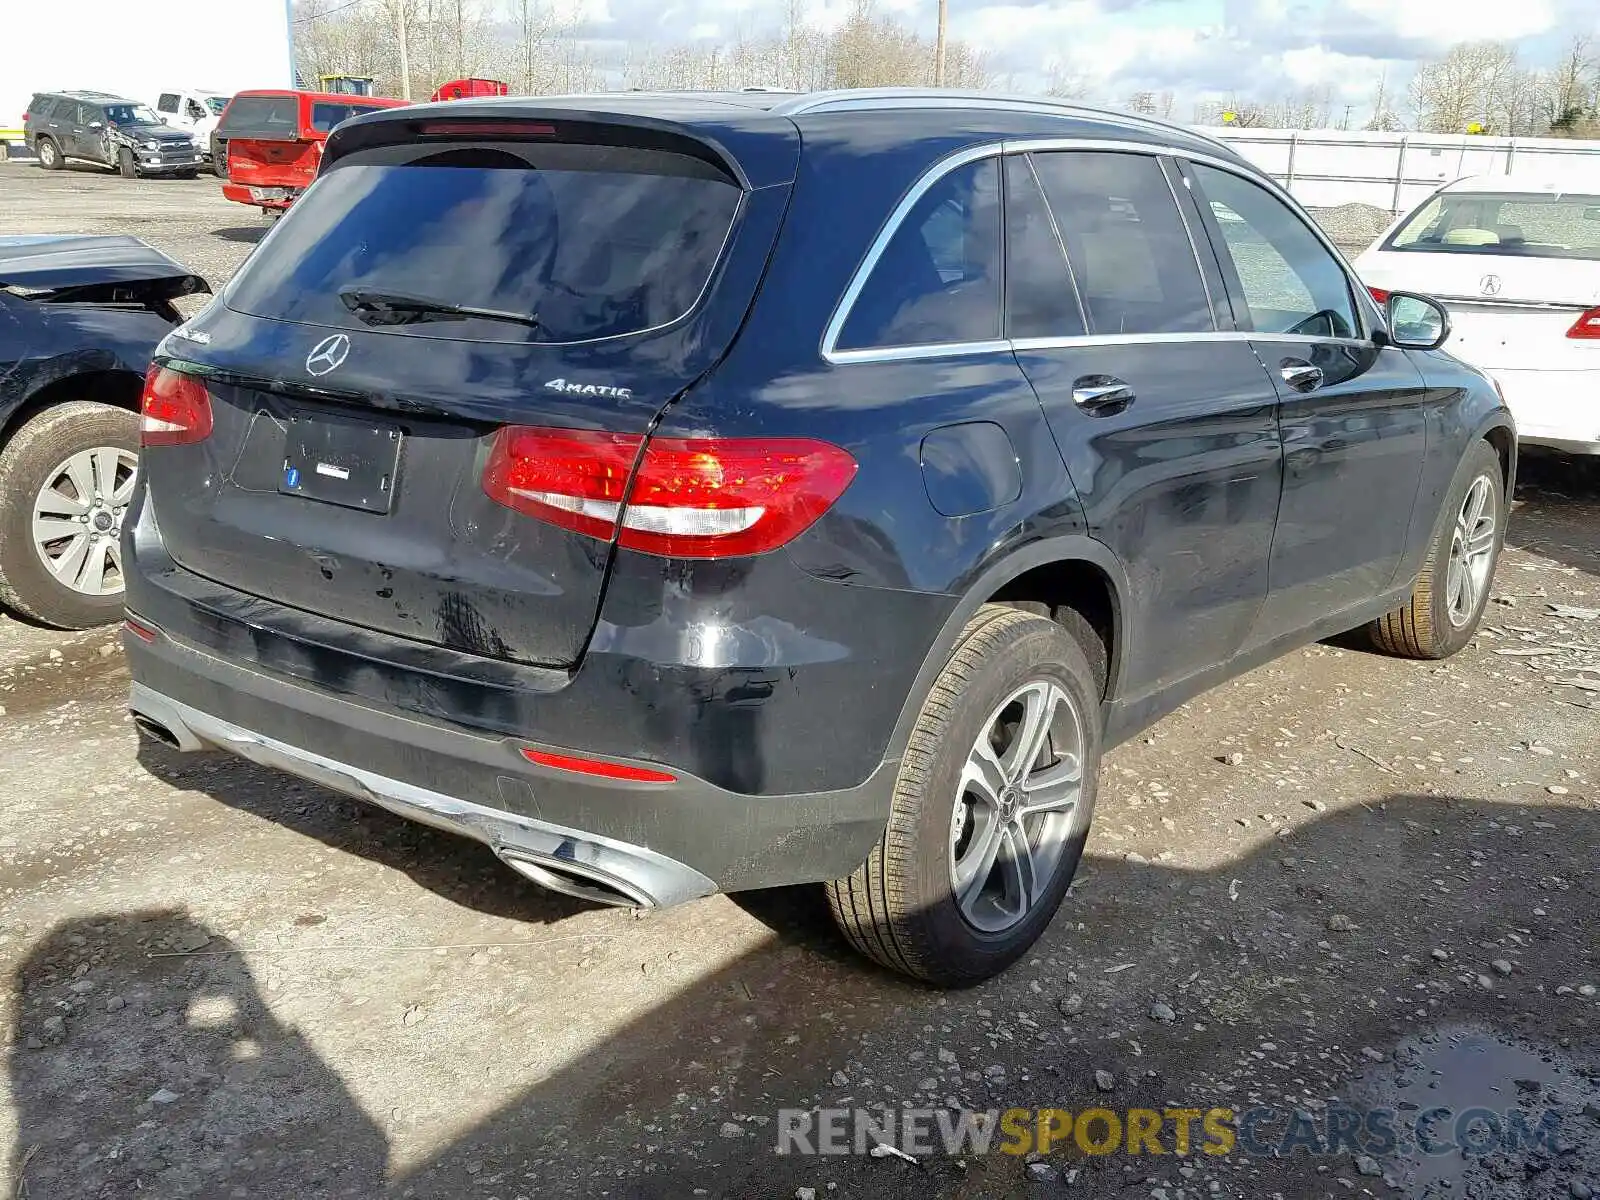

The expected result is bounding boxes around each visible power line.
[295,0,369,24]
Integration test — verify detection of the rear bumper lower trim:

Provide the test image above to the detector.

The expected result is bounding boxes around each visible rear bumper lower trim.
[129,681,717,908]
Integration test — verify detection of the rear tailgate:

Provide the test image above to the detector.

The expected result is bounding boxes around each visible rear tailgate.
[146,112,797,668]
[226,136,320,192]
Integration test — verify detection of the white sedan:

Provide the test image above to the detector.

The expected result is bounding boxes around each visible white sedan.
[1355,175,1600,455]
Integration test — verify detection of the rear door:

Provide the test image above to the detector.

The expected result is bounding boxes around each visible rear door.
[67,103,99,162]
[1007,148,1284,700]
[146,120,794,667]
[1184,160,1429,640]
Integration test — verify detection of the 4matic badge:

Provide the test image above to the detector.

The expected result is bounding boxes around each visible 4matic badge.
[545,377,633,399]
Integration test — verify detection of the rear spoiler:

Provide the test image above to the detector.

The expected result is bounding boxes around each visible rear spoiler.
[0,235,210,304]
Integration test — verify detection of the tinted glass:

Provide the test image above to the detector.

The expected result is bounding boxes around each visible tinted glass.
[226,144,743,344]
[1004,155,1085,339]
[837,158,1001,350]
[1031,152,1212,336]
[219,95,298,136]
[310,102,390,132]
[104,103,161,126]
[75,104,97,125]
[1193,164,1357,337]
[28,96,60,119]
[157,93,179,113]
[1388,191,1600,262]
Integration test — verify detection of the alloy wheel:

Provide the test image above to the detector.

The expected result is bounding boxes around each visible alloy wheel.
[949,679,1087,933]
[1445,474,1496,628]
[31,446,137,597]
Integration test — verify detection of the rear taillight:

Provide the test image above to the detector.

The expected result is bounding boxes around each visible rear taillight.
[1566,307,1600,339]
[140,366,213,447]
[482,428,857,558]
[1368,286,1390,305]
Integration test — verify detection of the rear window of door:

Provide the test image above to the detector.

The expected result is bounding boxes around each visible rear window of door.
[835,157,1002,351]
[224,142,744,344]
[1190,163,1359,338]
[157,93,180,115]
[310,102,390,132]
[1029,151,1213,336]
[1003,155,1086,340]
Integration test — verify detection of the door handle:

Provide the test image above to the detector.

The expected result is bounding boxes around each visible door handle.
[1279,360,1324,392]
[1071,376,1135,415]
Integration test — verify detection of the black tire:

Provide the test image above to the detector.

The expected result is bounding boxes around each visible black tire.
[1367,439,1505,659]
[117,146,136,178]
[0,402,139,629]
[827,604,1102,986]
[36,137,63,170]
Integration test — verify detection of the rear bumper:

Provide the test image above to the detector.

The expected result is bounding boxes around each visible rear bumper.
[125,621,896,899]
[1487,367,1600,455]
[221,182,295,209]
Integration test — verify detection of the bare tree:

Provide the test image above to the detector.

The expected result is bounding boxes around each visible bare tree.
[1545,35,1599,131]
[1365,67,1401,131]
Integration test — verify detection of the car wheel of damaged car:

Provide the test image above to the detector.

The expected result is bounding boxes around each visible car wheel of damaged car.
[0,402,139,629]
[117,145,136,178]
[827,605,1101,987]
[36,138,61,170]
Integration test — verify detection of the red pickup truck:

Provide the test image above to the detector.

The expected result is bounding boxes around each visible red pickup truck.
[217,89,408,214]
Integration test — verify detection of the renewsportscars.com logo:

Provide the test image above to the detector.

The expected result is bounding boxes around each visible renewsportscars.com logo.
[775,1103,1566,1160]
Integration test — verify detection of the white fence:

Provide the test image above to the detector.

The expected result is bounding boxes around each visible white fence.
[1201,127,1600,213]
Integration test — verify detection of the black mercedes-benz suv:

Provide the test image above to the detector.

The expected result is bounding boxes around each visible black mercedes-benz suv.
[25,91,205,178]
[124,89,1514,985]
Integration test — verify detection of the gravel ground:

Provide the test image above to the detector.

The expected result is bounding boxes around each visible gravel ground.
[2,160,1599,1200]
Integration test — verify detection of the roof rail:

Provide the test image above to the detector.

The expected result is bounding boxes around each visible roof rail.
[772,88,1238,157]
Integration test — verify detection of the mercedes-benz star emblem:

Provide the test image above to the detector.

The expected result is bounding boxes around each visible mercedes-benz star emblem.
[1479,274,1503,297]
[305,333,351,376]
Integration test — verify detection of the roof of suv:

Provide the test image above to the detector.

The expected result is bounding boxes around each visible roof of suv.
[327,86,1244,169]
[33,90,133,104]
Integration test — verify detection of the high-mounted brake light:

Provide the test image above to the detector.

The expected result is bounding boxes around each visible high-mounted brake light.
[418,120,557,138]
[1367,286,1390,305]
[482,428,857,559]
[140,366,213,447]
[1566,307,1600,340]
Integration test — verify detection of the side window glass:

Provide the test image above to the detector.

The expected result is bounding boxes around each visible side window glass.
[1191,164,1358,339]
[1004,155,1085,339]
[188,100,207,121]
[1031,151,1212,336]
[837,158,1001,350]
[158,94,179,114]
[77,104,97,126]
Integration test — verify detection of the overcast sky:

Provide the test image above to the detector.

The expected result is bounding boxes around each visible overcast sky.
[555,0,1597,114]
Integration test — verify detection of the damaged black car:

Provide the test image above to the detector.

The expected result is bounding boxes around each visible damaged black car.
[25,92,206,179]
[0,235,209,627]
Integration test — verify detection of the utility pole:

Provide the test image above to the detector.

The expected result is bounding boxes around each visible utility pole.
[395,2,412,99]
[934,0,947,86]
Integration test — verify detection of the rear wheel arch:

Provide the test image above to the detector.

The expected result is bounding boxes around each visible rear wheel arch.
[886,537,1129,764]
[0,369,144,454]
[1481,421,1515,493]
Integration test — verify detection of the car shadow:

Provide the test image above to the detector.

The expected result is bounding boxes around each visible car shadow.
[1508,451,1600,578]
[134,737,601,926]
[215,225,268,244]
[12,794,1598,1197]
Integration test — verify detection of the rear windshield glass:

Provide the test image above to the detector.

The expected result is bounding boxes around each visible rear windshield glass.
[1388,191,1600,260]
[224,144,743,343]
[310,102,390,131]
[219,95,298,136]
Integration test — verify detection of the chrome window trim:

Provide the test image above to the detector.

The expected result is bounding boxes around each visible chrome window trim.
[820,142,1001,363]
[821,136,1385,367]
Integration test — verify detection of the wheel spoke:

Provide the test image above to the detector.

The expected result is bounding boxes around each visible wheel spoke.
[995,821,1038,917]
[1020,755,1081,817]
[89,449,113,503]
[106,539,124,581]
[1003,684,1060,782]
[48,534,90,583]
[1466,525,1495,558]
[63,451,97,507]
[961,739,1008,806]
[953,810,1004,915]
[1459,564,1480,616]
[110,463,139,506]
[78,540,110,594]
[35,485,89,517]
[32,515,82,545]
[1461,479,1488,533]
